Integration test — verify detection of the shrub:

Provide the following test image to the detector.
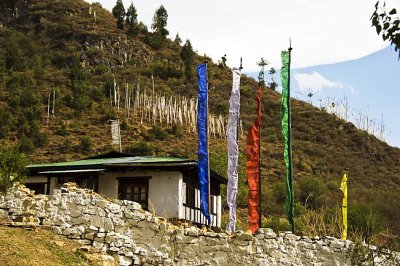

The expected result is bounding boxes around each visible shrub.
[18,135,35,154]
[263,216,291,232]
[145,125,168,141]
[57,124,69,136]
[297,176,327,209]
[126,142,154,156]
[120,120,130,131]
[69,57,87,82]
[0,144,28,193]
[94,65,109,75]
[167,124,183,137]
[79,136,92,154]
[348,203,384,243]
[59,139,73,153]
[272,182,286,205]
[33,132,48,148]
[144,33,164,49]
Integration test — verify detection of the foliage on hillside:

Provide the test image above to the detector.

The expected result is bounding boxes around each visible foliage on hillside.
[0,0,399,243]
[0,226,105,265]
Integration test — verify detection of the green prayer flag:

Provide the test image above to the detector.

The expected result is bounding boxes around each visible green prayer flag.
[280,50,295,232]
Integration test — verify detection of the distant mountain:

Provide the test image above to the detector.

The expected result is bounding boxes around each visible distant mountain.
[247,47,400,147]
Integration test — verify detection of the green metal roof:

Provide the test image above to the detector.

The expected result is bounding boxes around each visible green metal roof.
[27,152,227,184]
[27,156,193,169]
[38,169,106,174]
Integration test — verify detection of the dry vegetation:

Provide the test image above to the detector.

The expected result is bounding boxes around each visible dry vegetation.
[0,225,107,265]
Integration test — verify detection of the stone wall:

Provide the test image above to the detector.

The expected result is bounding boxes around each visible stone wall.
[0,183,398,266]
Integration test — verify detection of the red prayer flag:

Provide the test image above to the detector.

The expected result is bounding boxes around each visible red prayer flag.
[246,86,262,233]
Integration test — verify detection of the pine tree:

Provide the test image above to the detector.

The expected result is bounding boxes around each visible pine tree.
[112,0,125,30]
[180,39,194,82]
[174,33,182,45]
[126,2,139,36]
[151,5,169,37]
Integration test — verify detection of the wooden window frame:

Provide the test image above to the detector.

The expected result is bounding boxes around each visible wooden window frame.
[117,177,150,210]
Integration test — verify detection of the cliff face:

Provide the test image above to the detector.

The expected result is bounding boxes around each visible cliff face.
[2,183,399,265]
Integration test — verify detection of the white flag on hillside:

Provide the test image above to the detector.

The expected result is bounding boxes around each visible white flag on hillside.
[111,120,121,146]
[226,68,241,232]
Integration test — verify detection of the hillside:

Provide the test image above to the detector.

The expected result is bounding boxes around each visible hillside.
[0,0,399,239]
[0,225,109,265]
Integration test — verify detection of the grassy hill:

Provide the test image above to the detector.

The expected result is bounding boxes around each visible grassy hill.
[0,225,107,265]
[0,0,399,243]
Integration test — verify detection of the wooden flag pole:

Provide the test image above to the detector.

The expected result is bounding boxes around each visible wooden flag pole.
[205,60,211,227]
[258,65,264,230]
[288,39,295,233]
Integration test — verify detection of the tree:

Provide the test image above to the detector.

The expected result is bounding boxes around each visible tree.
[219,54,227,68]
[151,5,169,37]
[180,39,194,82]
[4,35,26,71]
[371,1,400,57]
[112,0,125,30]
[174,33,182,45]
[268,67,278,90]
[0,144,28,193]
[126,2,139,35]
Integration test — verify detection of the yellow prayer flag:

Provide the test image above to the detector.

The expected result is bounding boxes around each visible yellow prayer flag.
[340,170,348,240]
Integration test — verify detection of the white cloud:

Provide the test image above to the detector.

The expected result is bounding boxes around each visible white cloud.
[294,71,344,93]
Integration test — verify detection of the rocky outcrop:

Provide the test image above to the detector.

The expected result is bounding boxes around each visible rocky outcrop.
[0,183,398,265]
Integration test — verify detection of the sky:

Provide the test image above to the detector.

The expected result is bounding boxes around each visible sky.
[86,0,400,147]
[86,0,399,71]
[248,46,400,147]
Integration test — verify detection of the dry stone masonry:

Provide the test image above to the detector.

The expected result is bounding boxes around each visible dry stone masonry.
[0,183,398,265]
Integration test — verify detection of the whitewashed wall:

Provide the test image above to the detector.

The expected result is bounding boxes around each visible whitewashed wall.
[27,171,222,227]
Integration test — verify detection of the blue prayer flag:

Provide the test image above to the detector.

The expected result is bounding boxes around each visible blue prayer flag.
[197,63,211,224]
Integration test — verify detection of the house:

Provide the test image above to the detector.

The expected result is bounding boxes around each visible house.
[25,152,227,227]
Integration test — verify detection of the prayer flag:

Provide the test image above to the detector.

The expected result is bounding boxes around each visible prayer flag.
[246,86,262,233]
[197,63,211,224]
[340,170,348,240]
[281,49,295,231]
[226,68,241,232]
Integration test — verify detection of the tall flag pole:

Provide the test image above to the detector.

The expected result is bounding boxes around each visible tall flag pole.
[197,63,211,225]
[246,76,262,233]
[280,42,295,232]
[226,61,242,232]
[340,169,348,240]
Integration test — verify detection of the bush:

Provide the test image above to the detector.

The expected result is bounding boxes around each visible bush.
[57,124,69,136]
[263,216,291,232]
[126,142,154,156]
[272,182,286,205]
[59,139,73,153]
[18,135,35,154]
[79,136,92,154]
[0,144,27,193]
[167,124,183,137]
[297,176,327,209]
[94,65,109,75]
[349,204,384,243]
[120,120,130,131]
[69,57,87,82]
[144,126,168,141]
[144,33,165,49]
[33,132,48,147]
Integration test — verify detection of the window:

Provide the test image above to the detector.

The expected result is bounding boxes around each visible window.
[210,195,216,215]
[58,176,98,192]
[118,178,149,210]
[185,184,195,208]
[25,183,46,194]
